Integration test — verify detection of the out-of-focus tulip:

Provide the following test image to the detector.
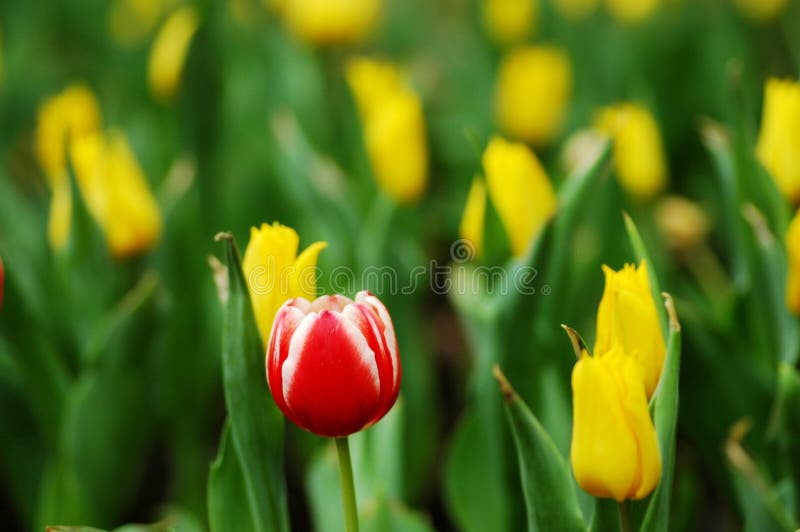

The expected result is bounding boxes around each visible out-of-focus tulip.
[108,0,167,46]
[482,136,557,258]
[595,103,667,201]
[280,0,381,45]
[242,222,327,345]
[35,84,102,251]
[346,58,428,204]
[561,128,607,177]
[605,0,660,24]
[495,45,572,146]
[459,177,487,259]
[655,196,710,252]
[267,291,401,437]
[148,5,199,102]
[554,0,598,20]
[786,209,800,315]
[756,78,800,203]
[595,261,665,398]
[482,0,537,45]
[70,130,163,258]
[571,344,661,501]
[733,0,786,22]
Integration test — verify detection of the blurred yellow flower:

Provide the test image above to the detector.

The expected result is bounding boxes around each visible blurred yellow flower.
[35,84,102,251]
[554,0,598,20]
[482,136,557,257]
[605,0,660,24]
[70,130,163,258]
[655,195,710,252]
[733,0,786,22]
[756,78,800,203]
[571,344,661,501]
[495,45,572,146]
[482,0,537,45]
[346,57,428,204]
[786,209,800,315]
[595,261,665,398]
[596,103,667,200]
[242,223,327,344]
[281,0,381,45]
[109,0,167,46]
[458,177,487,258]
[148,6,199,102]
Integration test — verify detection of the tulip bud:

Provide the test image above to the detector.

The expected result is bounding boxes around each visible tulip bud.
[595,102,667,201]
[605,0,661,24]
[595,261,665,398]
[242,222,327,346]
[346,57,428,204]
[148,6,199,102]
[494,45,572,146]
[108,0,165,46]
[482,136,557,258]
[482,0,537,46]
[733,0,786,22]
[756,78,800,203]
[655,195,710,253]
[267,292,401,437]
[458,177,487,259]
[571,344,661,501]
[280,0,381,45]
[786,209,800,315]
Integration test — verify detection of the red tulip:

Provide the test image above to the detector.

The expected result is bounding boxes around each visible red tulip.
[266,291,401,437]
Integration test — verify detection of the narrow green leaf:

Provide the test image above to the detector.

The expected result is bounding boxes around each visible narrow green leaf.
[214,233,290,532]
[622,212,668,340]
[494,366,587,532]
[640,294,682,532]
[208,421,255,532]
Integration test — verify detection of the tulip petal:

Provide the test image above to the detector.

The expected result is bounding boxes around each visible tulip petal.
[266,302,308,417]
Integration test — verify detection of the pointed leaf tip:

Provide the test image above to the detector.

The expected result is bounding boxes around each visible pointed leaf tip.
[493,365,516,404]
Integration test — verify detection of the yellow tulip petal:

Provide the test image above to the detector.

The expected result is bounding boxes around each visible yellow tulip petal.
[458,177,487,259]
[148,6,199,102]
[291,241,328,300]
[48,174,73,251]
[482,0,537,45]
[787,209,800,315]
[605,0,660,24]
[756,78,800,203]
[282,0,381,45]
[734,0,786,22]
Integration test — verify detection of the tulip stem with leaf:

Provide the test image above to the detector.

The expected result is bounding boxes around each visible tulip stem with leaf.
[336,437,360,532]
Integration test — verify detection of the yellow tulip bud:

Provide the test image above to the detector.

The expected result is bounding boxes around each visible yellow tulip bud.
[242,222,327,345]
[655,196,710,252]
[733,0,786,22]
[756,78,800,203]
[595,261,665,398]
[605,0,661,24]
[48,176,73,252]
[595,103,667,201]
[148,6,199,102]
[482,136,557,258]
[458,177,487,258]
[346,58,428,204]
[786,209,800,315]
[495,45,572,146]
[482,0,537,45]
[571,344,661,501]
[108,0,166,46]
[70,130,163,258]
[554,0,598,20]
[281,0,381,45]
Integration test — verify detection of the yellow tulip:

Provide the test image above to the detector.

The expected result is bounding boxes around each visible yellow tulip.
[482,0,537,45]
[655,195,710,252]
[554,0,598,20]
[596,103,667,201]
[148,6,199,102]
[108,0,167,46]
[595,261,665,398]
[482,136,557,258]
[242,223,327,345]
[605,0,661,24]
[458,177,487,258]
[35,84,102,251]
[786,209,800,315]
[733,0,786,22]
[346,57,428,204]
[281,0,381,45]
[756,78,800,203]
[495,45,572,146]
[70,130,163,258]
[571,344,661,501]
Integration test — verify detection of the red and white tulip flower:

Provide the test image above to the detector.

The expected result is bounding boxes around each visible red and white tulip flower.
[266,291,401,437]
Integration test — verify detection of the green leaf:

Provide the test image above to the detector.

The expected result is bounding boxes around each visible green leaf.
[622,212,668,340]
[640,295,682,532]
[212,233,290,532]
[208,421,255,532]
[493,366,587,532]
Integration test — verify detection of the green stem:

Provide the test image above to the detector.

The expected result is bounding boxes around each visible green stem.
[617,500,633,532]
[335,437,359,532]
